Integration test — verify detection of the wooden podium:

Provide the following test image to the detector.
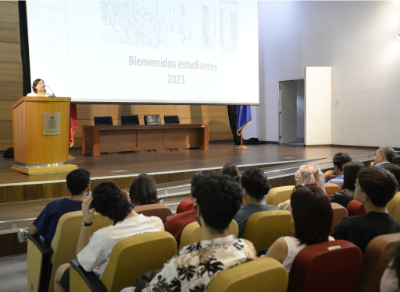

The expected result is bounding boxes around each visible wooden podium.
[11,96,77,175]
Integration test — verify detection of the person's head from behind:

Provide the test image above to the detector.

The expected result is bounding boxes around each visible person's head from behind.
[222,163,241,185]
[32,78,45,93]
[129,174,158,205]
[191,172,242,234]
[342,162,365,192]
[295,165,325,190]
[355,168,399,207]
[92,181,133,223]
[66,168,91,196]
[385,164,400,187]
[375,146,397,164]
[241,166,270,202]
[332,153,352,173]
[291,185,333,245]
[380,242,400,292]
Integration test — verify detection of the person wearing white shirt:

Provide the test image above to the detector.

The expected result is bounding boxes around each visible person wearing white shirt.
[27,78,51,96]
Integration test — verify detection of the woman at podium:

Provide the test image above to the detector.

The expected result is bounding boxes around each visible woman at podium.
[27,79,50,96]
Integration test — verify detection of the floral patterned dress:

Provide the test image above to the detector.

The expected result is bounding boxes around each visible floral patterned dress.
[143,234,257,292]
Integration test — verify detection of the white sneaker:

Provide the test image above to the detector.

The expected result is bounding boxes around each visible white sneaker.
[17,229,28,243]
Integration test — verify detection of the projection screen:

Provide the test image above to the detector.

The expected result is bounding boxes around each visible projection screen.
[26,1,259,105]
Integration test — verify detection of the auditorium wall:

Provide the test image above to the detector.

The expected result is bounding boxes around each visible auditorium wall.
[0,1,232,151]
[258,1,400,147]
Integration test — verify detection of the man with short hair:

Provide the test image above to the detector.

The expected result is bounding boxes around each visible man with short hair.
[17,168,91,244]
[324,152,352,187]
[371,146,396,167]
[143,173,257,292]
[332,167,400,253]
[54,181,164,292]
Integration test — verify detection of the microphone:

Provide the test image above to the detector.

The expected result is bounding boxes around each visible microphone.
[45,85,56,97]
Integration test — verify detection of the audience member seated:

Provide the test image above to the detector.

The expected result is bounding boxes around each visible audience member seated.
[17,168,91,244]
[142,172,257,291]
[222,162,241,185]
[324,152,352,187]
[234,166,278,237]
[164,171,211,246]
[265,185,334,271]
[54,181,164,292]
[381,242,400,292]
[129,173,161,206]
[330,161,365,208]
[371,146,396,167]
[385,164,400,186]
[332,168,400,253]
[278,164,325,211]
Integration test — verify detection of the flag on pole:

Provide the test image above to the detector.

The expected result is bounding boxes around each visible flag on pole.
[236,105,252,136]
[69,104,78,147]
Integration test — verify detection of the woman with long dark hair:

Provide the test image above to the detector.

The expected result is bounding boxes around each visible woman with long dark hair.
[266,185,333,271]
[329,161,365,208]
[27,78,50,96]
[129,174,160,206]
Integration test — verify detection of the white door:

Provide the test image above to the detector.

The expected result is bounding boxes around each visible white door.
[279,81,297,143]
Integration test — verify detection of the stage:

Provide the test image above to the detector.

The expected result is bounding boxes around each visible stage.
[0,141,377,257]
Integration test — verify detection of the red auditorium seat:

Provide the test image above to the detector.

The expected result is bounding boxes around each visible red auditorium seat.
[134,203,172,223]
[176,199,193,213]
[287,240,362,292]
[356,232,400,292]
[346,200,366,216]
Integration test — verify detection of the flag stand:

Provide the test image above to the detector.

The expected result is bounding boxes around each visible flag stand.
[235,133,248,150]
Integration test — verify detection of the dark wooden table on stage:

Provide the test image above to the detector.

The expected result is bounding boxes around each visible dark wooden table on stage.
[82,124,209,156]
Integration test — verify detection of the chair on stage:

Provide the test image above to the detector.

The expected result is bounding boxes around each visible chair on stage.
[134,203,172,223]
[355,232,400,292]
[266,186,295,207]
[179,220,238,251]
[206,257,288,292]
[121,115,139,125]
[94,116,113,126]
[388,192,400,221]
[27,211,113,292]
[144,115,161,125]
[164,115,180,124]
[70,232,177,292]
[346,200,366,216]
[287,240,362,292]
[176,198,193,213]
[331,203,348,233]
[325,183,341,197]
[241,210,294,254]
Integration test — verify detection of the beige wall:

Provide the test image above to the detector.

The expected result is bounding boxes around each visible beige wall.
[0,1,231,150]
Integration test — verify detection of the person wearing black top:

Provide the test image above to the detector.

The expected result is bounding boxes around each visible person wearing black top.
[329,161,365,208]
[332,167,400,253]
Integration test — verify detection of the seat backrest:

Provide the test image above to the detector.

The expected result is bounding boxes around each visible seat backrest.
[266,186,295,207]
[48,211,113,292]
[241,210,294,254]
[121,115,139,125]
[288,240,362,292]
[346,199,366,216]
[356,232,400,292]
[164,115,180,124]
[388,192,400,221]
[325,183,341,197]
[331,203,348,233]
[134,203,172,223]
[179,220,238,251]
[94,116,113,126]
[206,257,288,292]
[144,114,161,125]
[176,198,193,213]
[100,231,177,292]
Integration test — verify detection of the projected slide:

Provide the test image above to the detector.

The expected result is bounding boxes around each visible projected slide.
[26,1,259,105]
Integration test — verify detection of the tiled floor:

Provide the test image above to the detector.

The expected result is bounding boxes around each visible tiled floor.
[0,254,27,292]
